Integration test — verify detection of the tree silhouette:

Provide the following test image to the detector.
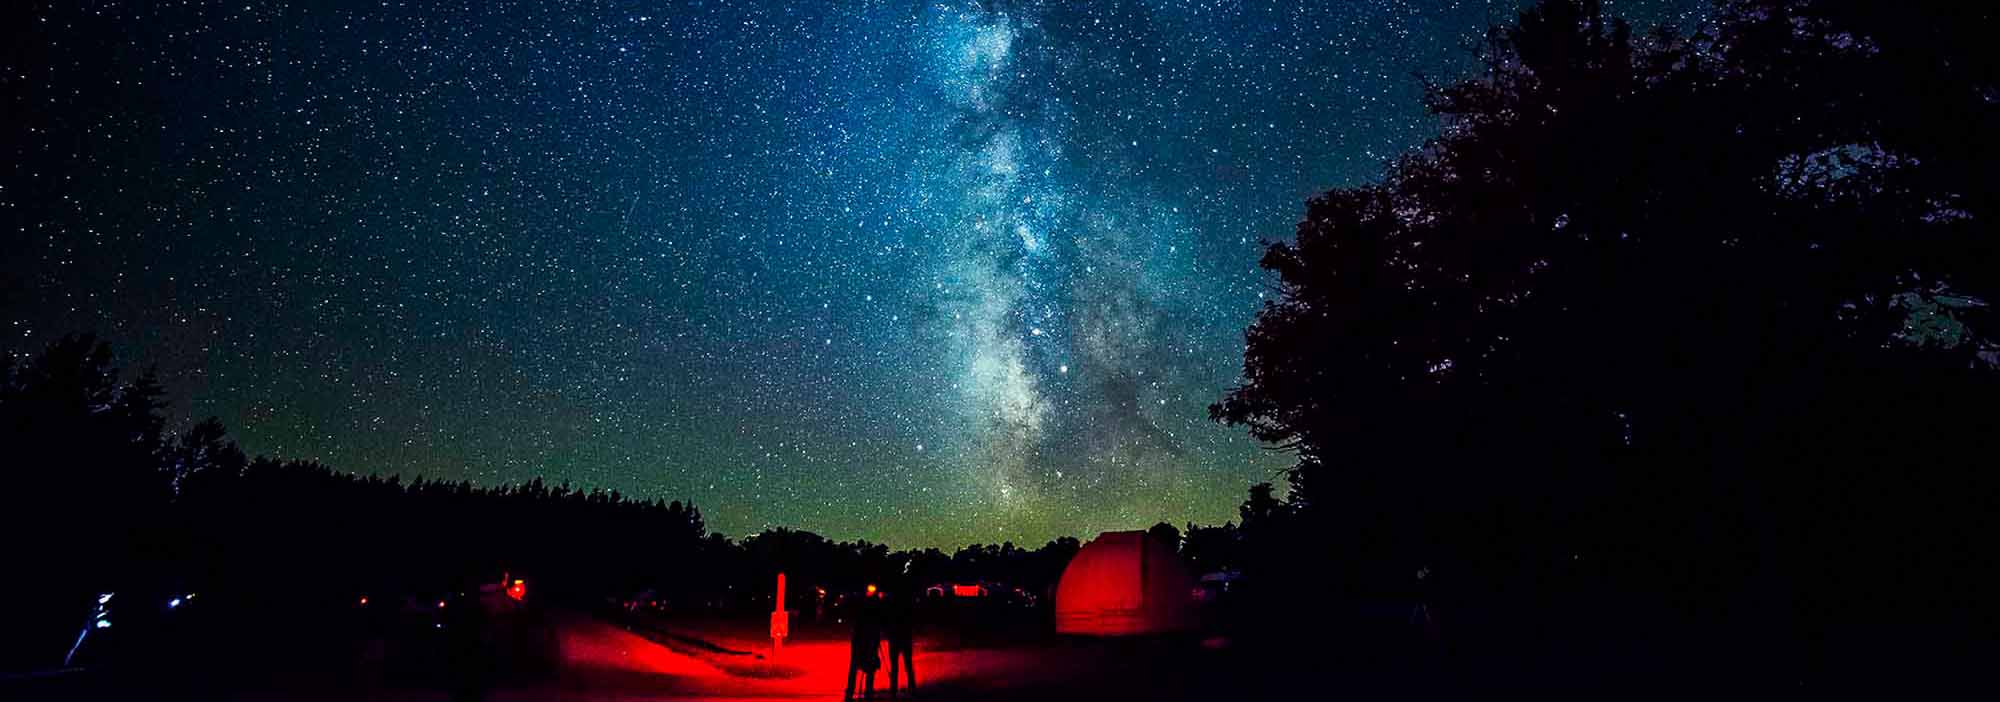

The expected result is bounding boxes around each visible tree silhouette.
[1145,522,1181,553]
[1213,0,1997,683]
[2,335,177,667]
[1,332,1117,670]
[1179,521,1239,575]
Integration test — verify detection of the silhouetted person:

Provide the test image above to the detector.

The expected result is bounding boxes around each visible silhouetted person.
[1409,566,1443,652]
[884,589,916,698]
[844,594,882,701]
[446,593,491,702]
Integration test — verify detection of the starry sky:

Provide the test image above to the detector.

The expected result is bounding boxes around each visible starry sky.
[2,0,1705,548]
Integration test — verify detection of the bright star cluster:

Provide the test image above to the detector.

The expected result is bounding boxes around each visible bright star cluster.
[1,1,1704,548]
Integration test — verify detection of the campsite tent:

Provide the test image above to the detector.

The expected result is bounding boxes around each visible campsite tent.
[1054,530,1195,635]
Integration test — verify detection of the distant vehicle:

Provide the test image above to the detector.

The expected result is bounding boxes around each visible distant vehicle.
[920,581,1037,607]
[1194,570,1242,603]
[359,571,554,682]
[619,589,670,614]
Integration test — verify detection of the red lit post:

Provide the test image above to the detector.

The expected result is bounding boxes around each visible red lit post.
[769,572,789,657]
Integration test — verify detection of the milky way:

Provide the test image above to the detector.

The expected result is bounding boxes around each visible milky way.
[1,0,1706,547]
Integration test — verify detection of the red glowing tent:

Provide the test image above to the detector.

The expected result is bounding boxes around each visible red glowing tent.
[1054,530,1194,635]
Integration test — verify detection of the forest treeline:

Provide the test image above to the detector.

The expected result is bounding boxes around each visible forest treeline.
[0,334,1242,668]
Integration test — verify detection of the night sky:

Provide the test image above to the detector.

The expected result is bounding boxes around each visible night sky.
[3,0,1704,548]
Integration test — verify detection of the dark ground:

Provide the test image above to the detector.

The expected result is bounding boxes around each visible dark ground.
[5,594,1981,700]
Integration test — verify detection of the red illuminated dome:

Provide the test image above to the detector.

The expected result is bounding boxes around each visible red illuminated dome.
[1054,530,1195,635]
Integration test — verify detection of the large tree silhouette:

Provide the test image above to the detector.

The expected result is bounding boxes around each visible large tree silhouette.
[1214,0,1996,682]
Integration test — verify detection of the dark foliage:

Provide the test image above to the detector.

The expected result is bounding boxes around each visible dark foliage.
[1179,521,1241,575]
[1213,0,1997,689]
[1145,521,1182,552]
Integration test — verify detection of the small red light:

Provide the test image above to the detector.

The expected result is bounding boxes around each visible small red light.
[359,596,369,606]
[437,600,447,609]
[865,584,878,597]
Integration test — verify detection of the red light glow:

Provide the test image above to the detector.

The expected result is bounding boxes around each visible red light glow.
[557,615,972,697]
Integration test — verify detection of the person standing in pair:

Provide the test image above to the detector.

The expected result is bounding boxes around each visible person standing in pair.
[884,588,916,698]
[844,589,882,701]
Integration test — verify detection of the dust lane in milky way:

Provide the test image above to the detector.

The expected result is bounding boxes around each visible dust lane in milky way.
[0,0,1708,547]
